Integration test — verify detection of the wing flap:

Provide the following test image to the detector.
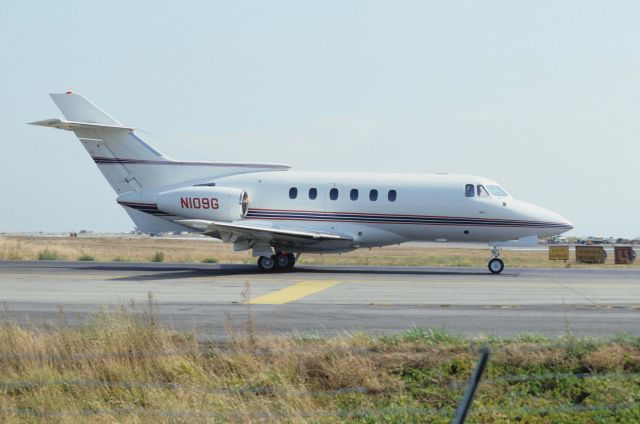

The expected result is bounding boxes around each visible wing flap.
[177,219,353,242]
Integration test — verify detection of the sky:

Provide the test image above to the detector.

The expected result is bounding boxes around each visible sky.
[1,1,639,237]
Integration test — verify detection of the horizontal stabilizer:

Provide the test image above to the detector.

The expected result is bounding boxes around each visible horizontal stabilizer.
[28,118,134,132]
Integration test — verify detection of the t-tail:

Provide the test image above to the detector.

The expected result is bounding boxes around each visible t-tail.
[30,92,290,232]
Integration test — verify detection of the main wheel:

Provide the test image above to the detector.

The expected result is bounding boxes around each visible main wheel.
[274,253,296,271]
[286,253,296,270]
[257,255,276,272]
[275,253,290,270]
[488,258,504,274]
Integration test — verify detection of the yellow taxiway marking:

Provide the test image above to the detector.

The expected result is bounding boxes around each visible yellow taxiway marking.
[248,280,341,305]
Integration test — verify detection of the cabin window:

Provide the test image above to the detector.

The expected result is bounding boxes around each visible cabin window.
[350,189,359,201]
[388,189,397,202]
[477,185,490,197]
[369,189,378,201]
[309,187,317,200]
[330,188,339,200]
[289,187,298,199]
[486,185,508,197]
[465,184,475,197]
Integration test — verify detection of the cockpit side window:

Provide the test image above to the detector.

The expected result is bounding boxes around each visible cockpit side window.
[477,185,490,197]
[465,184,475,197]
[486,185,508,197]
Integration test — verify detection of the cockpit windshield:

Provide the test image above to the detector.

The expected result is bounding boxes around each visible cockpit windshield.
[486,185,508,197]
[477,185,490,197]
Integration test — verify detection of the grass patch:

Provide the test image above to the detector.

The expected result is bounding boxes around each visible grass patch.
[36,248,63,260]
[77,253,96,261]
[150,251,165,262]
[201,257,218,263]
[1,235,638,267]
[401,326,461,344]
[1,305,639,422]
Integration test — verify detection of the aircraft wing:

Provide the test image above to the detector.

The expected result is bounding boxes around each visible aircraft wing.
[176,219,353,248]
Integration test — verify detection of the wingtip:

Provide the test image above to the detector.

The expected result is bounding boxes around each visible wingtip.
[27,118,59,127]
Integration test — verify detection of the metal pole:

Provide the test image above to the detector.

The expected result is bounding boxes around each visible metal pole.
[452,345,490,424]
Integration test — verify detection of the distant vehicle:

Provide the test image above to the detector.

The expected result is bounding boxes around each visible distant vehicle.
[548,235,568,244]
[31,92,573,274]
[586,237,614,245]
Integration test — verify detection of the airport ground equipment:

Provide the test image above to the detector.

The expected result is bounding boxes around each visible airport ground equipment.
[549,245,570,262]
[575,246,607,264]
[614,246,636,264]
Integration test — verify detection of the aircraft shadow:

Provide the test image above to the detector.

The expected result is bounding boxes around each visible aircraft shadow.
[95,263,506,281]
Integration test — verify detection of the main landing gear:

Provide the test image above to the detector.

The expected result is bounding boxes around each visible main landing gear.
[257,253,296,272]
[488,246,504,274]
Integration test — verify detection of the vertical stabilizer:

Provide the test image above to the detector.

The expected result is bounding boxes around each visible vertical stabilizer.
[36,92,172,194]
[50,92,122,125]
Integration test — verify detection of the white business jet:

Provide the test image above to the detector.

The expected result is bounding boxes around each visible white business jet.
[31,93,573,274]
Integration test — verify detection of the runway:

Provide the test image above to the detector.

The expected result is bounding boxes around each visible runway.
[0,260,639,340]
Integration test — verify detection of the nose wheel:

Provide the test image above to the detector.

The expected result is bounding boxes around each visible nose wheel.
[488,246,504,274]
[488,257,504,274]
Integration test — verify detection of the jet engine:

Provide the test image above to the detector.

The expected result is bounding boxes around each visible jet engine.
[157,186,249,222]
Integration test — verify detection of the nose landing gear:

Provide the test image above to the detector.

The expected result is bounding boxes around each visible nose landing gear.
[488,246,504,274]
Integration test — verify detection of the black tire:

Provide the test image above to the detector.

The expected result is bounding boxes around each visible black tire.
[274,253,297,271]
[257,255,275,272]
[274,254,290,270]
[488,258,504,274]
[286,253,296,270]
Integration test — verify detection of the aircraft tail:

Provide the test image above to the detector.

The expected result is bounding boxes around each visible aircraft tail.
[30,92,291,196]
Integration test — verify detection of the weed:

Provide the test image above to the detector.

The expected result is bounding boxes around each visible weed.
[515,332,549,343]
[0,309,638,422]
[78,253,96,261]
[402,327,460,344]
[201,257,218,263]
[150,251,165,262]
[37,248,62,260]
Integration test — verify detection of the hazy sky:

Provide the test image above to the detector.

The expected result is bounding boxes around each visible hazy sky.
[1,1,638,237]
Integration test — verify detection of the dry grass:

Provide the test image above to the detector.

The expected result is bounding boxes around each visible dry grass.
[1,304,640,422]
[0,235,637,268]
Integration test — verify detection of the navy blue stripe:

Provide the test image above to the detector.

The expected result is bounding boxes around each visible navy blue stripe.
[115,202,569,229]
[247,209,561,225]
[245,210,569,228]
[117,202,175,217]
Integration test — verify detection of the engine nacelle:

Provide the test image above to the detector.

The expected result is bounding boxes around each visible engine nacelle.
[157,186,248,222]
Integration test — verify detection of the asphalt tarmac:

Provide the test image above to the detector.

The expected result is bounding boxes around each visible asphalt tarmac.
[0,260,638,340]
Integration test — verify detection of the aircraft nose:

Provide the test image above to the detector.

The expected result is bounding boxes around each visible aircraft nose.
[555,214,573,231]
[538,208,573,233]
[514,200,573,234]
[562,217,574,231]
